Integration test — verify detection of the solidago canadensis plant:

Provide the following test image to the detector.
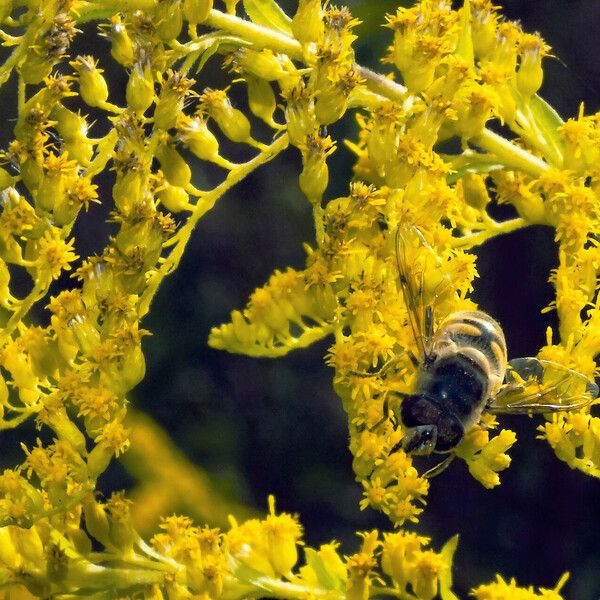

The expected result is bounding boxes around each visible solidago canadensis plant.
[0,0,597,597]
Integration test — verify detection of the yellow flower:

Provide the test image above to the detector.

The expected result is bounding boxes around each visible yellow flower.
[35,230,78,282]
[471,573,568,600]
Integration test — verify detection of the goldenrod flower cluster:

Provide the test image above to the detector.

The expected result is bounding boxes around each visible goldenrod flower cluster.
[0,0,594,597]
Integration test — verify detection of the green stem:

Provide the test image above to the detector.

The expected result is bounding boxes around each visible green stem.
[0,281,48,345]
[471,129,549,177]
[451,216,527,249]
[205,9,302,58]
[247,576,345,600]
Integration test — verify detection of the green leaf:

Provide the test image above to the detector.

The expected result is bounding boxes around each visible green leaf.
[190,35,250,74]
[439,534,460,600]
[441,152,504,184]
[227,554,275,590]
[243,0,293,35]
[528,93,564,162]
[304,547,345,591]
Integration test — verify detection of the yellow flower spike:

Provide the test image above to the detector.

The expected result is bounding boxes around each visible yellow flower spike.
[177,115,233,168]
[126,61,155,115]
[105,491,136,554]
[345,550,376,600]
[283,83,318,148]
[299,133,336,205]
[471,572,569,600]
[225,517,276,577]
[100,14,134,67]
[199,88,252,144]
[155,138,192,188]
[516,33,550,98]
[155,70,195,131]
[264,496,303,578]
[158,182,191,213]
[70,56,109,109]
[246,76,279,128]
[410,549,447,600]
[226,48,288,82]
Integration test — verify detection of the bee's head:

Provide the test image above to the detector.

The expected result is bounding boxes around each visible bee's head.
[400,393,464,454]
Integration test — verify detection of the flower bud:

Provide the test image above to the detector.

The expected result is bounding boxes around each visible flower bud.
[156,140,191,187]
[516,34,548,98]
[461,173,490,210]
[200,88,251,143]
[118,346,146,393]
[299,134,335,204]
[113,169,144,215]
[20,157,44,193]
[19,50,54,85]
[70,56,109,108]
[10,525,44,566]
[155,0,183,41]
[106,15,134,66]
[159,182,190,212]
[284,86,318,147]
[87,443,114,481]
[154,71,195,130]
[246,76,278,126]
[183,0,213,24]
[178,115,220,162]
[232,48,287,81]
[126,63,155,115]
[51,105,88,142]
[292,0,324,45]
[315,84,348,125]
[82,495,112,547]
[36,170,65,213]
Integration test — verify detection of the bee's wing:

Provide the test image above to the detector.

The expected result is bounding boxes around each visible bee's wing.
[395,225,456,359]
[487,357,599,414]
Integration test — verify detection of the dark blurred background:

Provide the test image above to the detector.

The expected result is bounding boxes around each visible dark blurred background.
[1,1,599,598]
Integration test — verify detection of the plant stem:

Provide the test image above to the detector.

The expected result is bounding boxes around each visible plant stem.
[205,10,302,58]
[472,129,549,177]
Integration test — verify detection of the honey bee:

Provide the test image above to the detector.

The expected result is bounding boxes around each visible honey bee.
[394,225,598,473]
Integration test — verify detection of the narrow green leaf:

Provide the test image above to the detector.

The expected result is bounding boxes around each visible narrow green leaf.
[528,93,564,160]
[192,36,250,74]
[304,547,345,591]
[243,0,293,35]
[442,153,504,184]
[227,554,274,590]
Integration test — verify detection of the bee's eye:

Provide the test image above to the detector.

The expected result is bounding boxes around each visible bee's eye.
[435,416,464,453]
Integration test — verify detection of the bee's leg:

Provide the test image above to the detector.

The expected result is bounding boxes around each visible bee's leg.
[349,349,418,379]
[424,305,434,340]
[370,391,407,432]
[422,454,455,479]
